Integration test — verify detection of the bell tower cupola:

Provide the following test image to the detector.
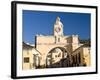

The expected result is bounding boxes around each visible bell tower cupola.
[54,16,63,36]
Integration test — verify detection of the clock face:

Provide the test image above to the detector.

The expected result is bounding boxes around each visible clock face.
[55,27,61,33]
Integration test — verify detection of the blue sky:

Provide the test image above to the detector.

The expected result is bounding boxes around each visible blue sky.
[23,10,91,44]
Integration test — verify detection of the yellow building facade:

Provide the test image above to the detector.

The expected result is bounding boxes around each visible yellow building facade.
[22,17,91,70]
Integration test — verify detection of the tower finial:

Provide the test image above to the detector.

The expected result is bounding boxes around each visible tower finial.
[56,16,60,21]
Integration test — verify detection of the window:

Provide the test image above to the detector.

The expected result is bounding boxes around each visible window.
[58,38,60,42]
[55,55,58,57]
[78,53,81,63]
[55,37,60,43]
[24,57,29,63]
[72,56,75,66]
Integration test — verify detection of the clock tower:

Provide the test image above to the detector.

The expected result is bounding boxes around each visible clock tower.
[54,16,63,36]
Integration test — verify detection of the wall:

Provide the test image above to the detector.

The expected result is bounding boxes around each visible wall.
[83,47,91,66]
[72,47,91,66]
[36,36,68,65]
[23,49,34,70]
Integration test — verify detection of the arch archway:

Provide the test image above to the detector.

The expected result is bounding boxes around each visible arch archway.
[46,47,72,68]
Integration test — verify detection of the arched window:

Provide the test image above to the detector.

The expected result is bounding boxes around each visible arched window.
[78,53,81,63]
[58,37,60,42]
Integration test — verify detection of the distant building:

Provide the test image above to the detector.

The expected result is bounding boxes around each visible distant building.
[22,42,41,69]
[22,17,91,70]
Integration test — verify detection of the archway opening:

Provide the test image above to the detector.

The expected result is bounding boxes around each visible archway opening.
[46,47,71,68]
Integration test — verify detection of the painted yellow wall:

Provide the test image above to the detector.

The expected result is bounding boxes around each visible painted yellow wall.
[72,47,91,66]
[22,49,34,70]
[83,47,91,66]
